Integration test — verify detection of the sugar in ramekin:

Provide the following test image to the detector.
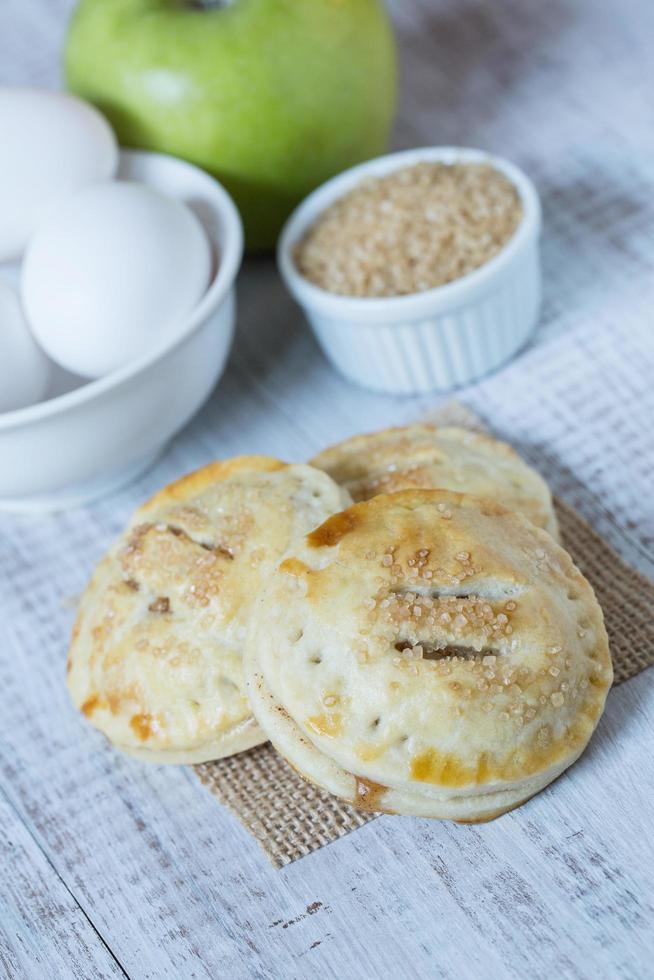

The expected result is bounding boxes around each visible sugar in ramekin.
[277,147,541,395]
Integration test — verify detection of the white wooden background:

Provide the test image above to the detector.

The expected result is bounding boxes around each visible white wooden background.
[1,1,654,977]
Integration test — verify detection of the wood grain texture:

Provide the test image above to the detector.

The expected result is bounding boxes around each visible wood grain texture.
[1,0,654,977]
[0,789,126,980]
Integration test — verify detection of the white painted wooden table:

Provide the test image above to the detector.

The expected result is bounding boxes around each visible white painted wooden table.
[1,2,654,977]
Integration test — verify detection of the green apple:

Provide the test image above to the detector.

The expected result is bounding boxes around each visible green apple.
[65,0,397,250]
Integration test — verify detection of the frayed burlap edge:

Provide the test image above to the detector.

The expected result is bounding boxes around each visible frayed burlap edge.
[195,401,654,867]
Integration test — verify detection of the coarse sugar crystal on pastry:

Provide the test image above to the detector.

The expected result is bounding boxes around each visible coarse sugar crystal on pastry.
[244,489,612,821]
[312,423,559,539]
[67,456,351,764]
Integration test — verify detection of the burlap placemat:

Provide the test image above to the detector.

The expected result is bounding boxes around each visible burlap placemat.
[194,403,654,867]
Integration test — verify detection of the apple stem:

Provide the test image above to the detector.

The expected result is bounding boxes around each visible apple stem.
[190,0,232,9]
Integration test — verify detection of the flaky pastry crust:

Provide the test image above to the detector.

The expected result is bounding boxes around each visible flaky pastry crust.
[67,456,350,763]
[312,424,559,539]
[245,490,611,820]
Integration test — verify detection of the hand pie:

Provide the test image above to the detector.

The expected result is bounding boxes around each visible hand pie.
[245,490,612,821]
[67,456,350,764]
[312,424,559,539]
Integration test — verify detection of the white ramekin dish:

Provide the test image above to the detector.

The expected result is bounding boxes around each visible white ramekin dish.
[278,146,541,395]
[0,149,243,513]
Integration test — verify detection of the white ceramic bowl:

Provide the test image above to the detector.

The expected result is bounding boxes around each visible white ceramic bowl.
[278,147,541,395]
[0,150,243,512]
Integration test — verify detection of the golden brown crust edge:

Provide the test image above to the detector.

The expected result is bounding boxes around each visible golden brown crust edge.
[245,489,612,820]
[311,424,559,540]
[68,457,351,763]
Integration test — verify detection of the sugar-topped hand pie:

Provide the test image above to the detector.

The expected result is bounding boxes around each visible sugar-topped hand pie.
[245,490,612,821]
[67,457,351,763]
[312,424,559,539]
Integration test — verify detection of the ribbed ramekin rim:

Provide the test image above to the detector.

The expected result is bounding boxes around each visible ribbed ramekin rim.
[277,146,541,324]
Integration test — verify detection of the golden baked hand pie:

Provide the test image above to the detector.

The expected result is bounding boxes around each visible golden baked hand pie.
[67,456,351,764]
[245,490,612,821]
[312,424,559,539]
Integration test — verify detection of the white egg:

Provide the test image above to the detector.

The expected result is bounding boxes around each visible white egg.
[0,88,119,262]
[0,281,50,413]
[21,181,212,378]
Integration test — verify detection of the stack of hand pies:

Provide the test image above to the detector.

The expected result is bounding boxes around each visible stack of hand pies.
[68,425,612,822]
